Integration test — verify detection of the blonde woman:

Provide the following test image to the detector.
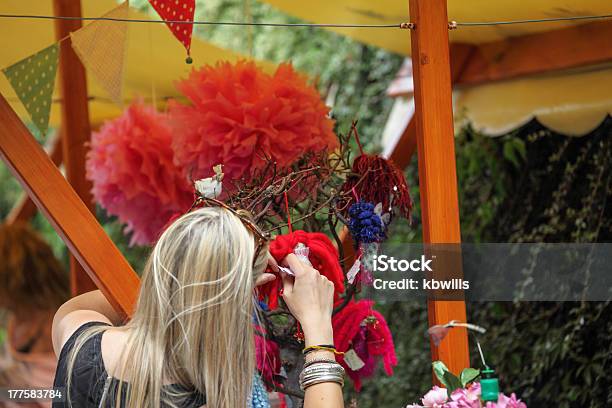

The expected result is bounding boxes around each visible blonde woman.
[51,206,344,408]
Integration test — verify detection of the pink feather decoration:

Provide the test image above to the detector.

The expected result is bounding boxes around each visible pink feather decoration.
[86,101,193,245]
[168,60,338,186]
[332,299,398,391]
[255,327,281,389]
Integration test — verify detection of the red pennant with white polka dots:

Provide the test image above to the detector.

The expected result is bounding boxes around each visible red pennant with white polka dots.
[149,0,195,57]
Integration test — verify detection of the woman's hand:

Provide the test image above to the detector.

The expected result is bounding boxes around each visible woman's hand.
[280,254,335,346]
[255,253,278,287]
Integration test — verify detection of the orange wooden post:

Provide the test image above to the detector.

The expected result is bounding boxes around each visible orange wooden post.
[408,0,470,374]
[6,133,62,224]
[0,93,138,318]
[53,0,97,295]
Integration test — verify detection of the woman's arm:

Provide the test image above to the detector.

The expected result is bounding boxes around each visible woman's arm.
[301,324,344,408]
[51,290,123,357]
[280,255,344,408]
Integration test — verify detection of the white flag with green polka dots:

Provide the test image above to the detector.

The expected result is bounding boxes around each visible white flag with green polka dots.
[2,44,59,136]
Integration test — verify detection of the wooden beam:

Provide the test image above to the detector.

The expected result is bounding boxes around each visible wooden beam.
[6,133,63,224]
[408,0,470,375]
[389,115,417,169]
[0,93,138,318]
[455,20,612,86]
[387,43,475,169]
[53,0,96,295]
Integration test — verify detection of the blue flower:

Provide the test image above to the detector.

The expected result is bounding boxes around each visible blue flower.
[348,201,386,243]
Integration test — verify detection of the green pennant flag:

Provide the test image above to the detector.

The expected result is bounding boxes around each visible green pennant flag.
[2,44,59,136]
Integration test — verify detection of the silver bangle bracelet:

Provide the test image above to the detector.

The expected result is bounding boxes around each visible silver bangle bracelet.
[301,362,345,373]
[299,362,345,391]
[300,365,345,381]
[300,374,344,391]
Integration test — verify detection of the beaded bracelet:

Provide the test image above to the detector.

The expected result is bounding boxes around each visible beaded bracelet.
[303,345,344,356]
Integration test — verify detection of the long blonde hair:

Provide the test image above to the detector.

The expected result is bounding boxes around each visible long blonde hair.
[66,207,268,408]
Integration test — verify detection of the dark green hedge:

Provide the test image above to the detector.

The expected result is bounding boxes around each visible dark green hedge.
[352,117,612,407]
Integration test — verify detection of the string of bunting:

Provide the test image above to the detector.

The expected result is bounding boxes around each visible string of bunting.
[1,1,131,136]
[2,0,611,136]
[0,0,198,136]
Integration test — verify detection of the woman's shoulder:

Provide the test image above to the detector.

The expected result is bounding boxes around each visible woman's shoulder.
[52,309,112,358]
[99,327,130,378]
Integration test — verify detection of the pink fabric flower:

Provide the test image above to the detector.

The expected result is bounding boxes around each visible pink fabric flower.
[86,101,193,245]
[450,382,481,407]
[421,386,449,408]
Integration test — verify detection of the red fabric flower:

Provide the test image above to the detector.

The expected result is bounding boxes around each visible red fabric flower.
[169,60,338,187]
[86,101,192,245]
[259,230,345,309]
[332,300,398,391]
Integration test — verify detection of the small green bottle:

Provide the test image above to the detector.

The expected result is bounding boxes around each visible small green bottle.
[480,367,499,402]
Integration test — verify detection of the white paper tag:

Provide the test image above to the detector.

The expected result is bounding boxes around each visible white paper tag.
[343,349,365,371]
[278,266,295,276]
[294,243,312,267]
[346,259,361,284]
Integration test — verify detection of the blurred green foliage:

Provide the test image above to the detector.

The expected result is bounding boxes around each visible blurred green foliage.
[358,118,612,408]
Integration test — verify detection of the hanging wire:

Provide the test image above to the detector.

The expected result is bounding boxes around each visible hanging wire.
[455,13,612,26]
[0,12,612,28]
[0,13,406,28]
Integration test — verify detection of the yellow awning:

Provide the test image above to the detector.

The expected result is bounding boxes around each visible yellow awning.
[261,0,612,136]
[0,0,273,128]
[261,0,612,56]
[455,65,612,136]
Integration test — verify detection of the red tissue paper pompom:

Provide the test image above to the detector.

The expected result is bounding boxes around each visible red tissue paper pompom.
[340,154,412,220]
[332,299,397,391]
[86,101,193,246]
[259,230,345,309]
[169,60,338,186]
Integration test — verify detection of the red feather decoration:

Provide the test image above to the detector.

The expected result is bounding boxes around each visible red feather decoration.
[332,300,397,391]
[340,154,412,219]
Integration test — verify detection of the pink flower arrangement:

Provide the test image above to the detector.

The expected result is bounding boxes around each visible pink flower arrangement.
[406,383,527,408]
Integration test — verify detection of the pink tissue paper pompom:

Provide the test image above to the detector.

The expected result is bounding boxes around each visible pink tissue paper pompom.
[86,101,193,245]
[168,60,338,187]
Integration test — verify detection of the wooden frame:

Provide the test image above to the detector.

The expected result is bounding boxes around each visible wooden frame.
[455,20,612,86]
[409,0,470,374]
[0,93,139,318]
[53,0,97,295]
[6,132,62,224]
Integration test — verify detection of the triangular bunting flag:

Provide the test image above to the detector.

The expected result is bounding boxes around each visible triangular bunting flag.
[149,0,195,61]
[70,1,129,106]
[2,44,59,136]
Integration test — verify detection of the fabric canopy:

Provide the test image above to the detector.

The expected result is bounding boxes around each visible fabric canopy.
[261,0,612,55]
[0,0,273,127]
[454,65,612,136]
[261,0,612,136]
